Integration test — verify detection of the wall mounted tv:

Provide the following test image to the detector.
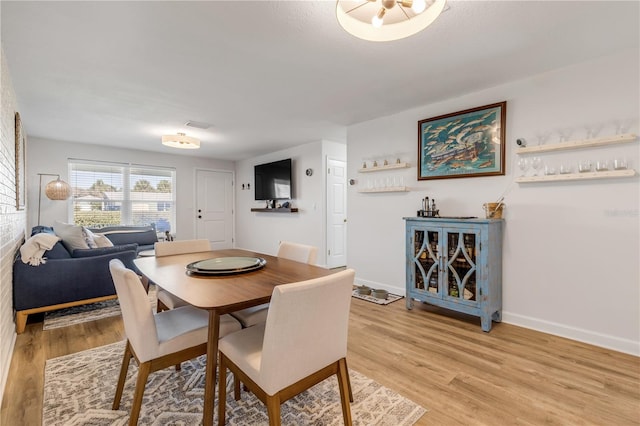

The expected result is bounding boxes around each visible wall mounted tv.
[254,158,292,201]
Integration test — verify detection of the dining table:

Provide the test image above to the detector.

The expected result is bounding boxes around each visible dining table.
[133,248,335,426]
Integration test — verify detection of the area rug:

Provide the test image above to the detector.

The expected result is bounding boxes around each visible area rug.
[43,341,426,425]
[352,290,404,306]
[43,286,157,331]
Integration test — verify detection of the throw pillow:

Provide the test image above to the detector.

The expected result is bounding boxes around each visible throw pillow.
[53,221,97,251]
[85,229,114,248]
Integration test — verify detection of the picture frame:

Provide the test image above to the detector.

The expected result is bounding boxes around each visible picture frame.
[15,112,26,210]
[418,101,506,180]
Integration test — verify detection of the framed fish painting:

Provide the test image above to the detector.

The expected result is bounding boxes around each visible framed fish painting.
[418,102,506,180]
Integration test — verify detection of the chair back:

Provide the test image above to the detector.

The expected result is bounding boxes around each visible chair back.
[109,259,159,362]
[277,241,317,265]
[154,239,211,257]
[259,269,355,395]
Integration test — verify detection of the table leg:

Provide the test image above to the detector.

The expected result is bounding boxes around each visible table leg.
[203,310,220,426]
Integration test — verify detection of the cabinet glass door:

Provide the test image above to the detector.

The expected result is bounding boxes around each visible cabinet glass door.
[412,229,440,294]
[444,230,478,302]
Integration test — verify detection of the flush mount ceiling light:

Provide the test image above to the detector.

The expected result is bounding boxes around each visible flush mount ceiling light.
[161,132,200,149]
[336,0,447,42]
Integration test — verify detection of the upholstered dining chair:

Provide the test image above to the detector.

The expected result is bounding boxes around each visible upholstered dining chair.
[154,239,211,312]
[108,259,241,425]
[218,269,355,426]
[230,240,318,328]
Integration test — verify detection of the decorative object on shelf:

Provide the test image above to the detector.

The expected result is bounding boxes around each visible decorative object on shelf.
[305,168,313,176]
[358,161,409,172]
[515,133,637,154]
[404,217,503,331]
[356,285,371,295]
[336,0,446,42]
[161,132,200,149]
[483,201,504,219]
[15,112,26,210]
[418,101,506,180]
[37,173,72,225]
[515,169,635,184]
[417,196,439,217]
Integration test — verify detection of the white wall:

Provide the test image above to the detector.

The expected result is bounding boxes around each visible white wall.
[235,140,346,266]
[346,49,639,355]
[26,138,235,239]
[0,46,27,405]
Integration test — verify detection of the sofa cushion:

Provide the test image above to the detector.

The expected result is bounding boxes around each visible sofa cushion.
[72,244,139,258]
[54,221,97,251]
[98,228,157,247]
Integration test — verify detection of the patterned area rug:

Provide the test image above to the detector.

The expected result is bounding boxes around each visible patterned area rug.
[352,290,404,306]
[44,342,426,425]
[43,287,157,330]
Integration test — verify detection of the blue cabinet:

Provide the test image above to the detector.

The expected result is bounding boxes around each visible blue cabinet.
[404,217,503,332]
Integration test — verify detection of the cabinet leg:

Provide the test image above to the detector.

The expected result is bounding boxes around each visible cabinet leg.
[481,315,492,332]
[406,297,413,310]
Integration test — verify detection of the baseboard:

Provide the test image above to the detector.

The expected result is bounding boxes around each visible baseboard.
[501,312,639,356]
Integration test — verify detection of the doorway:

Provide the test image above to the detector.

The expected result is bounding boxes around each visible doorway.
[195,169,234,249]
[326,158,347,268]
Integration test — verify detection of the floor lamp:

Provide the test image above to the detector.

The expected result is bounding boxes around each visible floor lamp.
[37,173,71,225]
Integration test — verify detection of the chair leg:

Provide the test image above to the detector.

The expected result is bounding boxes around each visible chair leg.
[218,355,228,426]
[266,394,281,426]
[113,341,133,410]
[337,358,353,426]
[129,361,151,426]
[344,357,354,403]
[234,375,241,401]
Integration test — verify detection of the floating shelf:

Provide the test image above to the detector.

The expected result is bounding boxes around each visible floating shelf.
[358,162,410,173]
[250,208,299,213]
[358,186,409,193]
[515,169,635,183]
[516,133,637,154]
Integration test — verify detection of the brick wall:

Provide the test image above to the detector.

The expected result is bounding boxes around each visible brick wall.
[0,46,27,403]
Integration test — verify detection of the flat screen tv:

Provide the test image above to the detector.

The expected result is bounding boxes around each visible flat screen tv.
[254,158,292,201]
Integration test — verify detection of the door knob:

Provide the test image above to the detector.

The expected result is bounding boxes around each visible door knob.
[343,218,347,222]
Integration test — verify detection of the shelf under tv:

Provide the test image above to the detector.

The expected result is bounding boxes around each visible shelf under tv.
[250,208,299,213]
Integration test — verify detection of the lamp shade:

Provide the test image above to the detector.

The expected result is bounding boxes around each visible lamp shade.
[162,132,200,149]
[45,178,71,200]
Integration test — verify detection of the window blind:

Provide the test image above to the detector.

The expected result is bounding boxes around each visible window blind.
[68,159,176,233]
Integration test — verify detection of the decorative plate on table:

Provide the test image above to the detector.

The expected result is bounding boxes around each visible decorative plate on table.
[186,257,266,275]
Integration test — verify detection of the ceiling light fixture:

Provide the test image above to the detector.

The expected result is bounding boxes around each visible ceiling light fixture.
[161,132,200,149]
[336,0,446,42]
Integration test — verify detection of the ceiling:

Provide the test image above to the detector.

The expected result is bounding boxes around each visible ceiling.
[2,1,638,161]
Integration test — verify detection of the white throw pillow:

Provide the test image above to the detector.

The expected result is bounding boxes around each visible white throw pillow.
[85,229,114,248]
[53,221,97,251]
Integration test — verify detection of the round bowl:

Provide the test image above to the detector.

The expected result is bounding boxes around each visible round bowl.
[371,289,388,299]
[356,285,371,295]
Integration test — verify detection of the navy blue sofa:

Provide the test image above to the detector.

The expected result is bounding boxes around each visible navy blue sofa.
[12,225,156,333]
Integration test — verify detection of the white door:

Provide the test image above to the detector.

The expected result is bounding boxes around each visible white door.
[195,169,234,250]
[327,158,347,268]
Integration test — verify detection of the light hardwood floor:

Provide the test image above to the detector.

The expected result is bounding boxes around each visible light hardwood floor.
[2,298,639,425]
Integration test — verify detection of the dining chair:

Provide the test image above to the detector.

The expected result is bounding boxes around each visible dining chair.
[230,240,317,328]
[108,259,241,425]
[154,239,211,312]
[218,268,355,426]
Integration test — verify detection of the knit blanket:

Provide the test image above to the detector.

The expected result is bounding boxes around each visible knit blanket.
[20,233,61,266]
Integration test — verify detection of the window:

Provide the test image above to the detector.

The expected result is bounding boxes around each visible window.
[68,159,176,232]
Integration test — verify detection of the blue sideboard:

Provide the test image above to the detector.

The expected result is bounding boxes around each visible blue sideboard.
[404,217,503,332]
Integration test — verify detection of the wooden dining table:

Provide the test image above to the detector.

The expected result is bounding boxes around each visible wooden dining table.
[133,248,335,426]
